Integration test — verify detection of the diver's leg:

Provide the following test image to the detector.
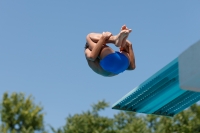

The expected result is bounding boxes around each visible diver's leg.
[88,33,116,43]
[88,30,129,49]
[89,25,130,43]
[86,33,104,51]
[85,32,112,61]
[88,25,131,48]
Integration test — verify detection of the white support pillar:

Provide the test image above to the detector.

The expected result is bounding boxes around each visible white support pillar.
[179,40,200,92]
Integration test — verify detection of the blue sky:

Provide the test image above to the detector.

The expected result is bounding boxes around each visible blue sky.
[0,0,200,131]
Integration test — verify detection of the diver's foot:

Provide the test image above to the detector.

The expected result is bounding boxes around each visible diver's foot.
[114,30,131,47]
[121,25,126,30]
[121,25,132,32]
[120,25,132,47]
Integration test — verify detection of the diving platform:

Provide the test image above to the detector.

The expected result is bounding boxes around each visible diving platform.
[112,40,200,116]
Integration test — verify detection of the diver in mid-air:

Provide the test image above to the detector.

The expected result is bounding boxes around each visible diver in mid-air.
[84,25,136,77]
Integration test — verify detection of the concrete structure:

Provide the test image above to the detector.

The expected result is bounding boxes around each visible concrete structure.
[179,40,200,92]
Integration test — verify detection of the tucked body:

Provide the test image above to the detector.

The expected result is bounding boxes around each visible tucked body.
[85,25,136,77]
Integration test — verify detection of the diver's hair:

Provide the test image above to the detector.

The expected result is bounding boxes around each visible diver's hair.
[84,42,89,50]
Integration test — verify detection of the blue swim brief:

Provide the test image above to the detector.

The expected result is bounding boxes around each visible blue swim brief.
[100,52,129,74]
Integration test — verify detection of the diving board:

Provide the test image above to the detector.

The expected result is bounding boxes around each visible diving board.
[112,40,200,116]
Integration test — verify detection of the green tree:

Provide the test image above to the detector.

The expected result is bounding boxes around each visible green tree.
[114,111,148,133]
[52,100,148,133]
[171,104,200,133]
[50,99,200,133]
[52,100,115,133]
[145,103,200,133]
[0,92,47,133]
[145,114,173,133]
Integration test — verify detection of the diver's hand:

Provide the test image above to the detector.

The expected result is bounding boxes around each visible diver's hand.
[120,42,131,52]
[102,32,112,40]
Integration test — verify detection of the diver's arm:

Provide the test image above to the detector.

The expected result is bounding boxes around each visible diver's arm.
[121,40,136,70]
[85,37,106,61]
[127,42,136,70]
[85,32,112,61]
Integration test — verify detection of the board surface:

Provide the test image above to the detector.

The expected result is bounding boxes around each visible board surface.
[112,58,200,116]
